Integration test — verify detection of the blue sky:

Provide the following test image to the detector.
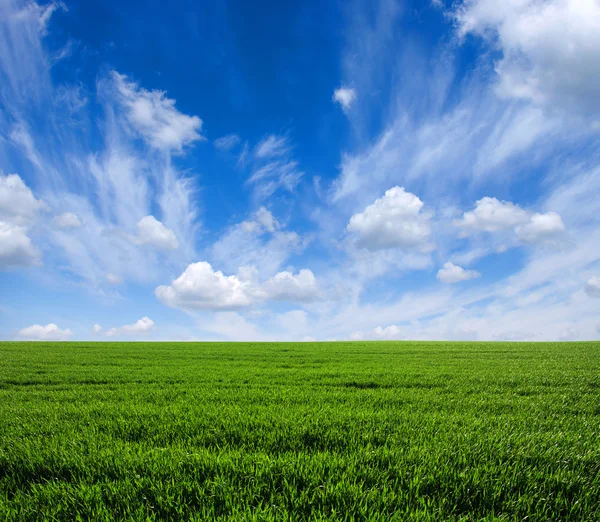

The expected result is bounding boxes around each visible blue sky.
[1,0,600,341]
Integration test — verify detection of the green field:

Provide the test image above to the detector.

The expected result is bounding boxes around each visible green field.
[1,341,599,521]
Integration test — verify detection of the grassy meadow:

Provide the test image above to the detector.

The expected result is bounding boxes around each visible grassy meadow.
[0,341,599,520]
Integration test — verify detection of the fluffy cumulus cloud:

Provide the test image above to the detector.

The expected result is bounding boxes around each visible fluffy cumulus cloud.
[456,197,530,232]
[18,323,73,340]
[515,212,565,243]
[347,186,432,251]
[436,262,481,284]
[456,197,565,244]
[155,262,254,311]
[585,277,600,298]
[332,87,357,111]
[111,72,203,151]
[92,324,102,334]
[263,269,321,302]
[0,173,43,269]
[135,215,179,250]
[373,324,404,340]
[106,317,155,337]
[52,212,82,229]
[0,221,41,269]
[0,172,45,225]
[453,0,600,113]
[156,261,323,312]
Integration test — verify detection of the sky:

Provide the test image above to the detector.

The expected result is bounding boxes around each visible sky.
[1,0,600,342]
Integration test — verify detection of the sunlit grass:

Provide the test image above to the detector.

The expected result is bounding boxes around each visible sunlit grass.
[1,341,599,520]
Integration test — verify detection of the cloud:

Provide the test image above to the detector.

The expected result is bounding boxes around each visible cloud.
[155,262,254,311]
[52,212,82,229]
[111,71,203,151]
[135,215,179,250]
[373,324,405,340]
[254,135,290,159]
[277,310,309,337]
[19,323,73,340]
[456,197,566,245]
[455,197,529,232]
[347,186,432,251]
[211,207,305,278]
[156,260,323,312]
[92,324,102,334]
[332,87,357,111]
[453,0,600,113]
[106,273,122,285]
[0,0,201,288]
[247,135,304,199]
[0,221,41,269]
[263,269,321,302]
[197,311,265,341]
[0,172,45,226]
[515,212,565,243]
[585,277,600,298]
[436,262,481,284]
[247,160,303,199]
[121,316,154,334]
[213,133,241,151]
[106,316,155,337]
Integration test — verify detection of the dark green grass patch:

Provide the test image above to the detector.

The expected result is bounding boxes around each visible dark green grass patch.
[0,341,599,520]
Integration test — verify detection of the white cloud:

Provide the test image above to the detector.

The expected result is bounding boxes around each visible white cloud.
[92,324,102,333]
[254,206,277,233]
[19,323,73,341]
[135,215,179,250]
[156,260,323,312]
[247,160,303,199]
[515,212,565,243]
[106,316,155,337]
[585,277,600,298]
[456,197,566,245]
[332,87,357,111]
[436,262,481,284]
[237,141,249,167]
[0,221,41,269]
[254,135,290,158]
[347,186,432,251]
[211,207,305,278]
[456,197,529,232]
[277,310,309,337]
[213,133,241,150]
[106,273,122,285]
[52,212,82,229]
[0,172,44,226]
[373,324,405,340]
[246,135,304,199]
[111,71,203,151]
[155,262,254,311]
[197,311,265,341]
[263,269,321,302]
[121,316,154,334]
[453,0,600,113]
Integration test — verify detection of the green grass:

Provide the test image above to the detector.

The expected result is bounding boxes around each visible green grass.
[1,341,599,521]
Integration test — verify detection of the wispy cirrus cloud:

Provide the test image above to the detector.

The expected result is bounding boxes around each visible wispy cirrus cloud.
[0,0,202,288]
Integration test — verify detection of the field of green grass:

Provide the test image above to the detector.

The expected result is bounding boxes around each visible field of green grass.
[0,341,599,521]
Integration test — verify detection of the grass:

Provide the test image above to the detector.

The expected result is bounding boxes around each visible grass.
[0,341,599,521]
